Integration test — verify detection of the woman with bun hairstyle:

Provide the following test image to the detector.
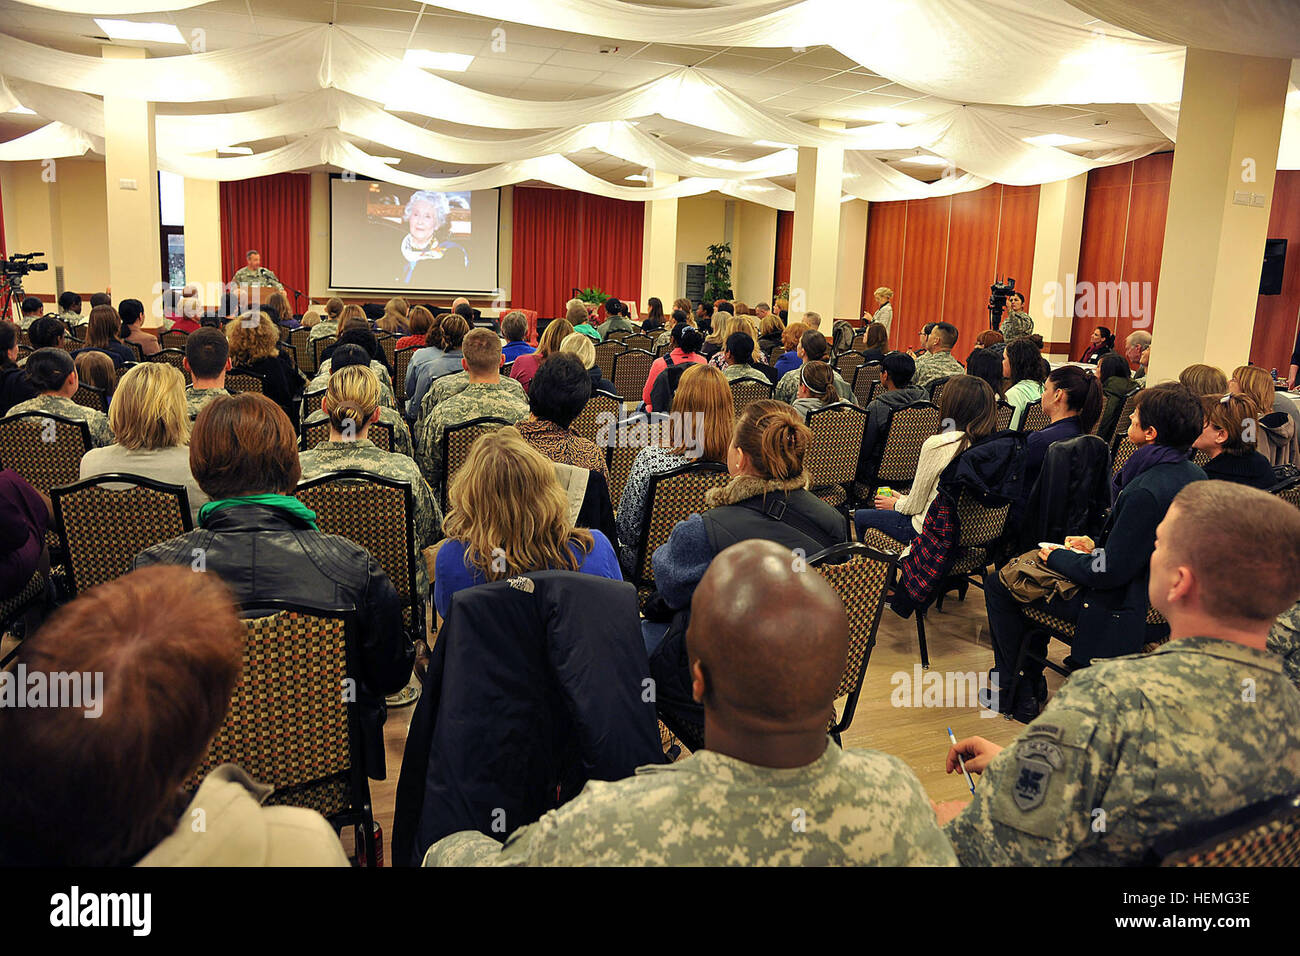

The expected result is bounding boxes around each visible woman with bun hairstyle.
[792,360,839,422]
[3,347,114,447]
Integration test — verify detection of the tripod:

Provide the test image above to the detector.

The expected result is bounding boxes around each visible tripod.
[1,275,26,324]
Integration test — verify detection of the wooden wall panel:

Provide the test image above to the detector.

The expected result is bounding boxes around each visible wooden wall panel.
[898,196,951,347]
[1251,169,1300,373]
[994,185,1040,305]
[861,199,907,321]
[1071,164,1136,358]
[773,209,794,294]
[943,186,1000,351]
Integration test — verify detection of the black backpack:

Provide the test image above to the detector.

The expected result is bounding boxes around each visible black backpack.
[648,353,693,412]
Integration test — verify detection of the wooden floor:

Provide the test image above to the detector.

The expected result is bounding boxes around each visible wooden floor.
[365,583,1066,862]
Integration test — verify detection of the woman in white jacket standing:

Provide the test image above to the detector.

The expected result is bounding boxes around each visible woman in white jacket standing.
[866,287,894,340]
[852,374,996,544]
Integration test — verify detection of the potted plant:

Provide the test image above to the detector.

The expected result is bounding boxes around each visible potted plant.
[704,242,732,303]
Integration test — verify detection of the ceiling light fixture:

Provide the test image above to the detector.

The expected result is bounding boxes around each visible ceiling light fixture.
[404,50,474,72]
[903,154,950,166]
[93,19,186,44]
[624,173,649,182]
[217,146,253,155]
[1023,133,1087,147]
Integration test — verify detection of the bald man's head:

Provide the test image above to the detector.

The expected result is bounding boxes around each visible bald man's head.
[687,540,848,730]
[451,297,470,310]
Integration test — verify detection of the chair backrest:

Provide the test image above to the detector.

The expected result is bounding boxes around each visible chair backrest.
[148,347,191,384]
[927,376,950,407]
[633,461,730,588]
[52,473,191,597]
[188,606,367,820]
[851,330,868,351]
[874,404,942,485]
[313,336,337,369]
[159,329,188,351]
[440,416,511,511]
[295,471,416,611]
[593,341,623,382]
[946,484,1013,576]
[71,382,107,413]
[375,331,397,368]
[623,332,655,352]
[994,400,1014,431]
[1021,398,1051,433]
[805,402,868,492]
[225,368,265,395]
[729,377,774,415]
[1154,792,1300,866]
[0,412,92,494]
[1111,436,1139,476]
[301,419,394,453]
[299,387,325,427]
[1274,478,1300,510]
[572,390,622,443]
[810,542,895,737]
[1110,386,1142,443]
[126,341,145,363]
[835,350,866,381]
[394,345,419,404]
[606,440,641,506]
[852,362,882,407]
[290,327,313,373]
[605,328,633,343]
[611,348,655,405]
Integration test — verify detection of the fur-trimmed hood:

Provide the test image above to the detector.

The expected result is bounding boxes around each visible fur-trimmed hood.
[705,472,808,508]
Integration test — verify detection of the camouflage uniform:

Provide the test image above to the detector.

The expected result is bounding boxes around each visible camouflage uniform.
[773,366,852,405]
[185,387,230,422]
[422,370,527,419]
[424,742,958,866]
[310,359,394,392]
[415,382,529,489]
[231,265,283,290]
[4,394,114,448]
[722,363,772,386]
[1269,600,1300,692]
[308,319,339,342]
[307,364,397,412]
[946,637,1300,866]
[59,309,87,329]
[999,309,1035,343]
[912,350,966,390]
[298,437,440,595]
[303,406,414,459]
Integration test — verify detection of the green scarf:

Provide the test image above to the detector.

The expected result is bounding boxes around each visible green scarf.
[198,493,318,529]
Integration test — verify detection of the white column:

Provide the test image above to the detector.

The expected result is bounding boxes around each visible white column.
[183,155,223,312]
[1028,174,1087,359]
[640,171,679,311]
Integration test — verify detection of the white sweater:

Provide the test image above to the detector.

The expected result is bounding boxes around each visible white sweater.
[893,430,966,534]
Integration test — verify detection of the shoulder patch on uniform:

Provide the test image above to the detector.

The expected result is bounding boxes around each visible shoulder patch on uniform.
[1012,740,1063,811]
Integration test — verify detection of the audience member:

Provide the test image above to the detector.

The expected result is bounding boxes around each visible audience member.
[856,351,928,486]
[597,297,635,339]
[792,360,839,422]
[183,327,232,421]
[942,482,1300,865]
[643,323,707,412]
[510,317,572,394]
[416,328,528,489]
[501,310,535,363]
[266,290,298,331]
[310,296,345,341]
[1194,393,1275,489]
[860,320,889,364]
[1002,337,1046,429]
[73,350,117,403]
[18,296,43,329]
[306,344,411,456]
[1179,363,1228,398]
[1233,363,1300,430]
[79,362,208,523]
[568,299,600,341]
[913,322,937,357]
[377,297,410,335]
[1020,365,1103,497]
[0,565,350,866]
[655,307,695,350]
[517,352,607,478]
[133,393,412,779]
[641,297,666,334]
[616,363,733,571]
[426,538,957,866]
[26,315,67,350]
[226,311,303,427]
[561,331,617,396]
[0,321,36,414]
[773,321,810,377]
[0,467,49,607]
[720,332,774,385]
[1096,351,1136,439]
[3,348,114,447]
[757,311,785,358]
[975,329,1005,351]
[397,305,433,351]
[912,322,964,390]
[119,298,160,357]
[773,329,852,404]
[75,304,134,368]
[965,347,1005,397]
[433,426,620,620]
[315,327,395,388]
[984,383,1206,721]
[1125,330,1151,381]
[1231,364,1299,466]
[405,312,470,418]
[1078,325,1115,364]
[854,375,996,544]
[57,290,84,328]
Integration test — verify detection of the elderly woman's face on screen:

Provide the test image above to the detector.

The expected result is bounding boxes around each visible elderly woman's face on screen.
[407,200,441,244]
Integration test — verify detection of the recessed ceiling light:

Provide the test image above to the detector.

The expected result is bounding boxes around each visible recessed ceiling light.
[624,174,650,183]
[858,108,924,125]
[1023,133,1087,147]
[404,50,474,72]
[903,154,950,166]
[6,106,36,115]
[755,140,796,149]
[93,19,186,44]
[217,146,253,155]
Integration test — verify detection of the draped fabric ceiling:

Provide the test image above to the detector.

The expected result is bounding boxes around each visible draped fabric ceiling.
[0,0,1297,207]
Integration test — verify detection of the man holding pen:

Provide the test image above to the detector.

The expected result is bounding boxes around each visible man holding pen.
[934,483,1300,866]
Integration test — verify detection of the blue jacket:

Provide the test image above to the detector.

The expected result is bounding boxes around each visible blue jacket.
[405,348,463,418]
[1047,459,1205,661]
[1023,416,1082,501]
[774,350,801,378]
[502,340,535,364]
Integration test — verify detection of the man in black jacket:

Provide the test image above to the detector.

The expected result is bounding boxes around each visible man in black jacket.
[133,393,412,779]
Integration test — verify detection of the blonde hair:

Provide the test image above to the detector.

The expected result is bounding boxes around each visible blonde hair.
[266,291,292,323]
[340,304,366,326]
[874,287,894,301]
[301,310,322,328]
[109,362,190,450]
[537,318,574,358]
[443,427,594,581]
[1231,365,1274,415]
[759,312,783,337]
[1179,363,1228,398]
[325,297,344,320]
[706,312,733,347]
[324,364,381,436]
[73,350,117,399]
[560,331,596,369]
[377,297,409,334]
[225,312,280,364]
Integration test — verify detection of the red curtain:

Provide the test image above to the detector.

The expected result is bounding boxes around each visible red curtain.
[773,210,793,295]
[512,186,644,316]
[219,173,310,297]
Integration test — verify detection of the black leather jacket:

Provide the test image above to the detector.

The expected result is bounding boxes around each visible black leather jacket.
[133,503,413,779]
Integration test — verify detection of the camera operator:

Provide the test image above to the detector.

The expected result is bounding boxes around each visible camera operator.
[999,290,1034,343]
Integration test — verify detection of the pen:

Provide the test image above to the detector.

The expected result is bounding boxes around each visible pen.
[948,727,976,794]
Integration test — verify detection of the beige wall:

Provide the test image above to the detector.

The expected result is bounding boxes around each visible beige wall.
[674,195,727,289]
[836,198,867,318]
[732,200,777,306]
[0,157,110,299]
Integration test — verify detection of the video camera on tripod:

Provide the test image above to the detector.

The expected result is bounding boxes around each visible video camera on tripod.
[1,252,48,319]
[988,277,1015,331]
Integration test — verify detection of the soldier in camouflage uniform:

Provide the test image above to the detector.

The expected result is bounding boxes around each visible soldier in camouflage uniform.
[772,329,853,404]
[183,328,232,422]
[309,347,397,411]
[912,323,966,390]
[998,291,1034,343]
[185,387,230,422]
[1270,599,1300,691]
[3,349,114,447]
[299,436,440,596]
[421,368,527,418]
[942,483,1300,865]
[230,250,283,291]
[424,539,957,866]
[303,403,413,459]
[415,330,530,490]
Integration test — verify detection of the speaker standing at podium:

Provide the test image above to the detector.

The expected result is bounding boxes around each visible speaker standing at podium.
[231,249,283,291]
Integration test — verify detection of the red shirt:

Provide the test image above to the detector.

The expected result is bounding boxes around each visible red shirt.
[642,349,707,410]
